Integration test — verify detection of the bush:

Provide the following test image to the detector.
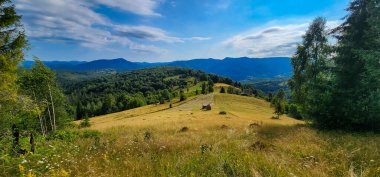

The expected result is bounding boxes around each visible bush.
[79,117,91,128]
[47,130,80,141]
[288,104,302,120]
[220,87,226,93]
[144,131,152,141]
[219,111,227,115]
[80,130,100,138]
[180,92,187,101]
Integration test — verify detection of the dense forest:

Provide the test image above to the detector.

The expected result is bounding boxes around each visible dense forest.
[58,67,236,119]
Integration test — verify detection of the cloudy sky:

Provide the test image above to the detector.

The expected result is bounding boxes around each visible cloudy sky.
[14,0,350,62]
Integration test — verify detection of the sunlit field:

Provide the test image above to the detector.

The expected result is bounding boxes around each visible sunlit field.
[2,90,379,177]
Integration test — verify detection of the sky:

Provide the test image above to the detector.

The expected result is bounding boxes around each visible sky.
[14,0,351,62]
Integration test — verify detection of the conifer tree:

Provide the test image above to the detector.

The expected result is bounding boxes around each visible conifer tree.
[332,0,380,130]
[0,0,28,131]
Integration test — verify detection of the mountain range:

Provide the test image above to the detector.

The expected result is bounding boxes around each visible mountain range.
[22,57,292,81]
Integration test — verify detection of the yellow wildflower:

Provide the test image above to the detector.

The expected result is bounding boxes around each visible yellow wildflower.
[26,171,36,177]
[59,169,69,177]
[19,164,25,176]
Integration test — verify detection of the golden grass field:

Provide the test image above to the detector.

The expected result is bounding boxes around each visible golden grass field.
[3,84,379,177]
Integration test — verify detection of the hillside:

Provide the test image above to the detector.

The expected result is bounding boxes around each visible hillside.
[86,90,300,131]
[22,57,292,81]
[5,90,379,176]
[60,67,235,119]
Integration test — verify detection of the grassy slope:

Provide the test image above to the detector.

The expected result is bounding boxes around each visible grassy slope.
[3,85,379,176]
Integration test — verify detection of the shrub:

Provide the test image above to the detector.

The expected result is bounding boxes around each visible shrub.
[80,130,100,138]
[47,130,80,141]
[179,127,189,132]
[144,131,152,141]
[219,111,227,115]
[79,117,91,128]
[220,87,226,93]
[200,144,211,154]
[180,92,187,101]
[288,104,303,120]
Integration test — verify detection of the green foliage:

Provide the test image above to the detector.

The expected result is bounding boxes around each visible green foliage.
[46,129,100,141]
[18,58,72,134]
[0,0,29,132]
[179,90,187,101]
[208,81,214,93]
[288,2,380,131]
[220,87,226,93]
[288,104,302,120]
[267,93,273,102]
[201,82,207,94]
[46,130,80,141]
[272,89,286,119]
[328,0,380,131]
[80,130,100,138]
[79,117,91,128]
[227,86,234,94]
[243,77,289,94]
[144,131,152,141]
[62,67,232,119]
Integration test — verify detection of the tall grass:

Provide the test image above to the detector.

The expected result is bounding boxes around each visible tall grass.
[1,124,379,176]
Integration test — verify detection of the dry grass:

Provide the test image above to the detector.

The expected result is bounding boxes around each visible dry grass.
[84,93,301,131]
[2,87,379,176]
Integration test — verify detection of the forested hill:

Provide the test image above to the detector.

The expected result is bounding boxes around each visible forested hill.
[22,57,292,81]
[60,67,236,119]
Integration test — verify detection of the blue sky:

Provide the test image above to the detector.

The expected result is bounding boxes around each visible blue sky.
[15,0,350,62]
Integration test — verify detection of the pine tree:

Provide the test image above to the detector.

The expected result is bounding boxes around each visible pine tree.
[220,87,226,93]
[0,0,28,131]
[201,82,207,94]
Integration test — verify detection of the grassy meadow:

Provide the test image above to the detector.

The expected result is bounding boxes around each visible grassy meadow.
[1,85,379,176]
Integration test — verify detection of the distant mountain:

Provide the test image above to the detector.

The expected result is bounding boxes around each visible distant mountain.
[22,60,86,69]
[166,57,291,80]
[21,57,292,81]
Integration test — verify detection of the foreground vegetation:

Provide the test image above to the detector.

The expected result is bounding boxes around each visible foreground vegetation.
[1,93,379,176]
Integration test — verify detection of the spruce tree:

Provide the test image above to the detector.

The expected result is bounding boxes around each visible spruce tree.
[331,0,380,130]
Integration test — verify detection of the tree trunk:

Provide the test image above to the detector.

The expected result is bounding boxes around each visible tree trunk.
[33,91,46,136]
[48,84,56,131]
[46,100,54,131]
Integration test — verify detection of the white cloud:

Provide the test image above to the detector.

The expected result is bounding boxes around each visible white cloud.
[14,0,207,55]
[185,37,212,41]
[94,0,162,17]
[112,25,183,43]
[223,20,341,57]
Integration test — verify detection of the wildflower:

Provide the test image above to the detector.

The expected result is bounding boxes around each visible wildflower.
[37,160,44,164]
[60,169,69,177]
[26,171,36,177]
[19,164,25,176]
[21,159,27,164]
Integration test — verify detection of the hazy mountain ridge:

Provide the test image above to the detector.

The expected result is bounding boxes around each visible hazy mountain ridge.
[22,57,292,81]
